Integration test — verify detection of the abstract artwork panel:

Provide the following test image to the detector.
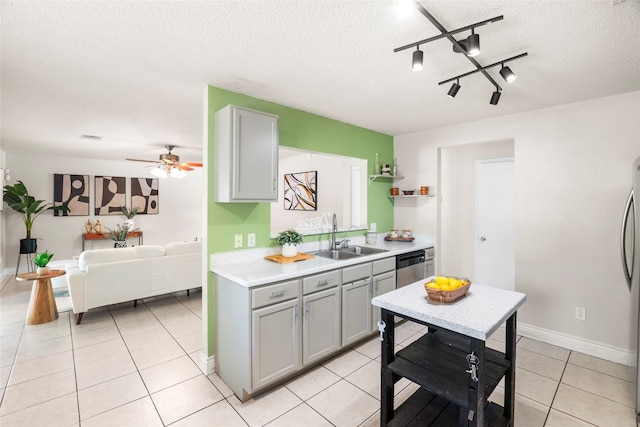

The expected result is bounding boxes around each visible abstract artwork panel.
[95,176,126,215]
[53,174,90,216]
[130,178,159,214]
[284,171,317,211]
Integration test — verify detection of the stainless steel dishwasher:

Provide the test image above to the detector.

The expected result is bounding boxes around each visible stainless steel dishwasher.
[396,249,427,288]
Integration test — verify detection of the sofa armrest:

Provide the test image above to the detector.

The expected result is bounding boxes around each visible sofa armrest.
[66,267,87,314]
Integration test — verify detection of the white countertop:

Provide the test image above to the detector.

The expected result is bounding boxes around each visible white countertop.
[371,281,526,340]
[210,235,434,288]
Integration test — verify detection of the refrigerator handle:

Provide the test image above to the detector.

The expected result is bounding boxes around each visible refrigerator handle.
[621,189,635,291]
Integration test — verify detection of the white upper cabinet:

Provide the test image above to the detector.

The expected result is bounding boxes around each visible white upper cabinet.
[215,105,279,202]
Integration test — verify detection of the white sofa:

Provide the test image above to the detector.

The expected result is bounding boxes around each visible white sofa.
[66,241,202,324]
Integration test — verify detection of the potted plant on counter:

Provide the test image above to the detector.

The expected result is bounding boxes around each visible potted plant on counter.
[33,250,54,275]
[275,229,303,257]
[3,180,68,255]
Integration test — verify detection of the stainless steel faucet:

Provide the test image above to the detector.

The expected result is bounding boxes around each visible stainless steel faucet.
[330,214,338,250]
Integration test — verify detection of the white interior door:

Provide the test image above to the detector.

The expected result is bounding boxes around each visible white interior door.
[475,159,515,290]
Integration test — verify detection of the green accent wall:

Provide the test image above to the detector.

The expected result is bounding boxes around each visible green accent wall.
[205,85,394,355]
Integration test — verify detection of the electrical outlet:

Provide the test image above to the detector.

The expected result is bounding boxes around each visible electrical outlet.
[234,234,243,248]
[247,233,256,247]
[575,306,586,321]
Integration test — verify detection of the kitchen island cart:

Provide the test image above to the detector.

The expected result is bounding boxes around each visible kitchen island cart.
[372,282,526,426]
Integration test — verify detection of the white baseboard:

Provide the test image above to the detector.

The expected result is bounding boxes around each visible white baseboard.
[519,322,635,367]
[199,352,215,375]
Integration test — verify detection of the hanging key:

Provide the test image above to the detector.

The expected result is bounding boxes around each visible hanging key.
[377,320,386,341]
[466,352,479,382]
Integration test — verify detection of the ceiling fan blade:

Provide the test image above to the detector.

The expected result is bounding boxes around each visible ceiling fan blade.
[175,165,194,171]
[126,158,162,164]
[179,162,203,167]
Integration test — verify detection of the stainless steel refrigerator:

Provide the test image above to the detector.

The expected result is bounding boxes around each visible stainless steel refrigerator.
[621,157,640,422]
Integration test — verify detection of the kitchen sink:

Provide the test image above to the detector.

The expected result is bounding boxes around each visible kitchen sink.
[340,246,389,256]
[313,250,362,260]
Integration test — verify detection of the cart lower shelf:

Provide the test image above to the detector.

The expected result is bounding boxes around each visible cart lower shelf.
[389,387,510,427]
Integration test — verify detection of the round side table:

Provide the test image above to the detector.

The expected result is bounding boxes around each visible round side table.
[16,269,66,325]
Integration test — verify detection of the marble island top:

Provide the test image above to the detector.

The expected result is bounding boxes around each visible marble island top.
[372,281,526,340]
[210,235,434,288]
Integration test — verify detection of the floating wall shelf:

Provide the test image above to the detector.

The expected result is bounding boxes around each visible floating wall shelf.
[368,174,404,186]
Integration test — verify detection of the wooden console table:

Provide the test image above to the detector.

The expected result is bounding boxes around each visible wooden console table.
[82,231,143,250]
[16,270,66,325]
[372,282,526,426]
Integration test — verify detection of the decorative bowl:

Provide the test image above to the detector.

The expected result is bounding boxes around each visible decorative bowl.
[424,277,471,303]
[402,190,415,195]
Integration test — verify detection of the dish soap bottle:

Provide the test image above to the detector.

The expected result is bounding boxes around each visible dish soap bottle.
[393,158,398,176]
[374,153,379,175]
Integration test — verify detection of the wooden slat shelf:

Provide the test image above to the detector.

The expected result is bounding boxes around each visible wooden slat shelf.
[389,387,510,427]
[388,330,510,409]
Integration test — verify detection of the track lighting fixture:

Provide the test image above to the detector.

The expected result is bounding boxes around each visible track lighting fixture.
[447,79,461,98]
[465,29,480,57]
[394,2,527,106]
[412,46,423,71]
[499,64,516,83]
[490,89,501,105]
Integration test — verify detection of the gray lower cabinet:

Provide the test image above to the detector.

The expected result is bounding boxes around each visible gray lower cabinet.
[371,270,396,332]
[303,287,341,365]
[342,279,372,347]
[252,298,301,390]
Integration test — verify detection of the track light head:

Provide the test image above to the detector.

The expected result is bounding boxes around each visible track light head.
[499,64,516,83]
[490,89,501,105]
[412,46,423,71]
[466,29,480,57]
[447,80,461,98]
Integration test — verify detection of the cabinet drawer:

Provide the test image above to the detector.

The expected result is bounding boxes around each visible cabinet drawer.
[342,262,372,283]
[373,257,395,275]
[302,270,340,295]
[252,280,300,309]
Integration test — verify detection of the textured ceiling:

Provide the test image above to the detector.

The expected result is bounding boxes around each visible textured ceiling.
[1,1,639,162]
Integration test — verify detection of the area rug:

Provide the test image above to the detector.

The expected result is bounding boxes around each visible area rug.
[54,288,73,313]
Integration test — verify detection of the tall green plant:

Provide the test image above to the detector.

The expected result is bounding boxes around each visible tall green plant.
[2,180,68,239]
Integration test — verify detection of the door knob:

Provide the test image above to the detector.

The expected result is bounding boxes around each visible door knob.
[479,236,486,242]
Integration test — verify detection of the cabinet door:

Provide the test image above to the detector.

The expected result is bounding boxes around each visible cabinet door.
[233,107,278,201]
[371,271,396,332]
[252,298,300,390]
[303,287,341,365]
[342,279,372,347]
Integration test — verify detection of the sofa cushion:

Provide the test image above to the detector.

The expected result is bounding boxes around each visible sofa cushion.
[165,241,202,256]
[78,245,165,271]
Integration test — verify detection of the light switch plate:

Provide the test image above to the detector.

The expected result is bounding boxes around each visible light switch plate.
[234,234,243,248]
[247,233,256,247]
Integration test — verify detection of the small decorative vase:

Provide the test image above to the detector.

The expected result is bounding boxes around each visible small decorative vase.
[36,266,50,275]
[281,243,298,258]
[114,241,127,248]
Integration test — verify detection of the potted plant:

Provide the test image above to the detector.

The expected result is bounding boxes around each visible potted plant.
[105,223,137,248]
[3,181,68,254]
[33,250,54,275]
[120,206,139,229]
[275,229,303,257]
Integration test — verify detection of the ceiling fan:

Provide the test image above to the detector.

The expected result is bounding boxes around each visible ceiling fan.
[126,145,203,178]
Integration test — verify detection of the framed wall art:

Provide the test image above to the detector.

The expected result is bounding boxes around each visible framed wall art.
[130,177,159,214]
[53,174,90,216]
[284,170,317,211]
[94,176,126,215]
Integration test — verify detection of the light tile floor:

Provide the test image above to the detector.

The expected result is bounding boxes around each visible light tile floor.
[0,274,636,426]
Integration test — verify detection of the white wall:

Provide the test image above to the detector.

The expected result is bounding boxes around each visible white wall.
[395,91,640,359]
[3,152,203,274]
[0,149,6,279]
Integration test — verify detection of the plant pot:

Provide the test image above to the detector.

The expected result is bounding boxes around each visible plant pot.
[19,238,38,254]
[114,241,127,248]
[36,266,50,275]
[125,219,134,229]
[281,243,298,258]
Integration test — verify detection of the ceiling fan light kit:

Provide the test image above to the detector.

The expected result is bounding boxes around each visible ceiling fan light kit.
[395,0,527,105]
[126,144,203,178]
